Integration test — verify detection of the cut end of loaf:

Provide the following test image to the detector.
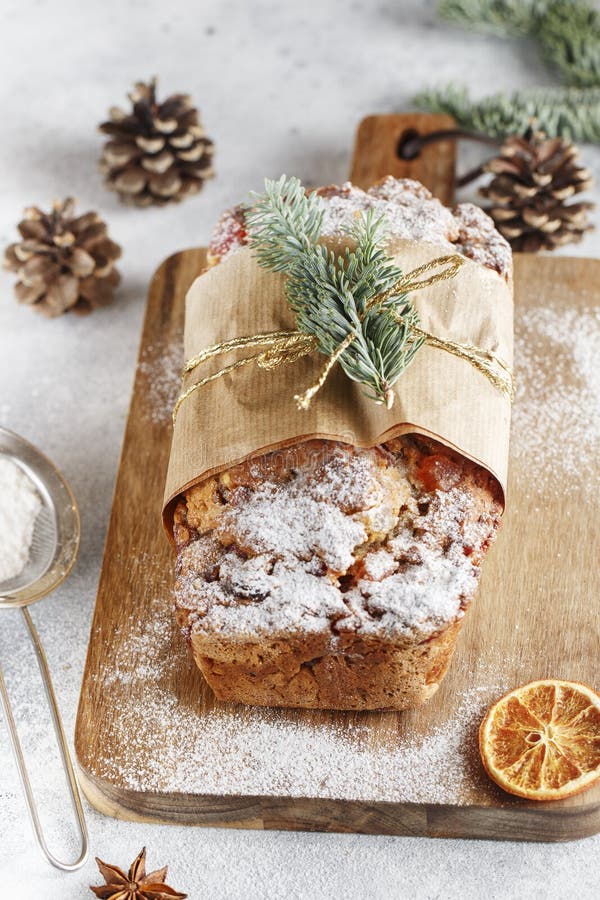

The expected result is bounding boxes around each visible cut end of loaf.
[173,436,502,710]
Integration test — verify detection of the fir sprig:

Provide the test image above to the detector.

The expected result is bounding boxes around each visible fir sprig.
[417,0,600,142]
[413,84,600,141]
[438,0,545,36]
[438,0,600,87]
[245,176,424,407]
[539,1,600,88]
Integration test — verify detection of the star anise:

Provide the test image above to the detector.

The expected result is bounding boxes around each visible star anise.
[90,847,187,900]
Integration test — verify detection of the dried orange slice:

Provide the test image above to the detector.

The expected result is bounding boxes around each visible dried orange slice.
[479,680,600,801]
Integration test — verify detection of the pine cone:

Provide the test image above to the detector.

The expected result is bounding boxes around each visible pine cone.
[99,78,214,207]
[480,125,595,252]
[3,199,121,317]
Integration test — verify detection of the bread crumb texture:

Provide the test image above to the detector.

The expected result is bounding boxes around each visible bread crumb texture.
[174,437,501,709]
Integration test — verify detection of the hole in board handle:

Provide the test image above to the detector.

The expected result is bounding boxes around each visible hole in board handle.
[397,128,422,160]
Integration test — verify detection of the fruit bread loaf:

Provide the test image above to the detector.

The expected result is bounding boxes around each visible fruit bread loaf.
[172,177,510,711]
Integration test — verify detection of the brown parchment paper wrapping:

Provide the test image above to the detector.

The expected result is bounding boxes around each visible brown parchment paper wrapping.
[163,239,513,538]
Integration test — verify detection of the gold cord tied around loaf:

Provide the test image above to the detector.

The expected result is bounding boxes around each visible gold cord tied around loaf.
[173,253,514,422]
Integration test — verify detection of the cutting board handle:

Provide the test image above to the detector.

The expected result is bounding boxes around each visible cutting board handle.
[349,113,457,205]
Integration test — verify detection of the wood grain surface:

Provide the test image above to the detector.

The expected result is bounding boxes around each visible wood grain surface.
[350,113,457,204]
[75,115,600,840]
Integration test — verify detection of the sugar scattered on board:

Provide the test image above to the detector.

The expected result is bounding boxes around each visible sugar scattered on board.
[79,207,599,863]
[0,455,41,583]
[138,341,183,424]
[512,304,600,494]
[93,595,507,805]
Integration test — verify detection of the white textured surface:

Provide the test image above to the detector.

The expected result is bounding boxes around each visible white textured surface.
[0,0,599,897]
[0,457,41,582]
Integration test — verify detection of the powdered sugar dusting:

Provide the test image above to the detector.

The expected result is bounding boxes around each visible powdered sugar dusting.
[93,595,507,804]
[176,444,498,642]
[220,480,367,573]
[206,205,246,264]
[351,486,486,637]
[319,179,511,277]
[208,176,512,278]
[454,202,513,277]
[318,179,458,250]
[138,341,182,424]
[511,304,600,494]
[0,455,41,583]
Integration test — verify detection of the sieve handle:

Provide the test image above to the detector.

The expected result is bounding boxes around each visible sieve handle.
[0,607,88,871]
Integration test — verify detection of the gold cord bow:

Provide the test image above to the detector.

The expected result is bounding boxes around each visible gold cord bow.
[173,254,514,423]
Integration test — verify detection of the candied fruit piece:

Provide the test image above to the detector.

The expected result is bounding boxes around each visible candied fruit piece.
[416,453,462,492]
[207,206,247,263]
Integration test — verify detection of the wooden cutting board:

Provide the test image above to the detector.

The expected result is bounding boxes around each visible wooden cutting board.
[75,115,600,841]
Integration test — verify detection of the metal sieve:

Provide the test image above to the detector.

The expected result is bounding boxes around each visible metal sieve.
[0,426,88,871]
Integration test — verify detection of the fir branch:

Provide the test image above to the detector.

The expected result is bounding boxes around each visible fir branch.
[245,176,423,406]
[437,0,600,88]
[243,175,324,271]
[438,0,545,36]
[539,0,600,88]
[412,83,600,141]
